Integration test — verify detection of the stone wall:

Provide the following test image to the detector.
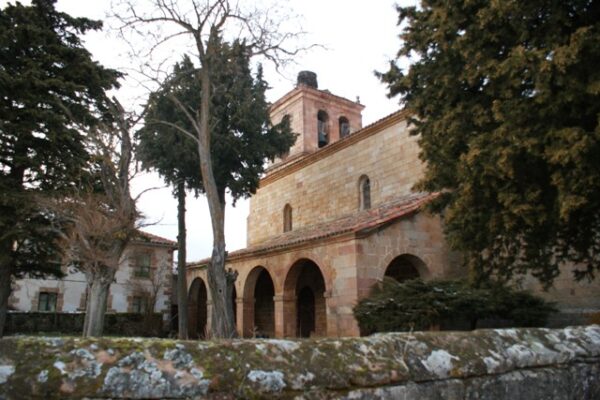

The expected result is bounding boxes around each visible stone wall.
[247,111,423,245]
[355,212,464,300]
[0,326,598,399]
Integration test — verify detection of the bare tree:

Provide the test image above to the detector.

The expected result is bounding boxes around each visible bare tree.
[113,0,309,338]
[47,99,139,337]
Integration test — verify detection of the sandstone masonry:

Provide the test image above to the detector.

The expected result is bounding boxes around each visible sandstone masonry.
[186,72,600,339]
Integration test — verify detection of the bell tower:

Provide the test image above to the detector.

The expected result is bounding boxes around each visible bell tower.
[269,71,365,165]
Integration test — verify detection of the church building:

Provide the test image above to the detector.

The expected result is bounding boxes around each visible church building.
[187,72,599,338]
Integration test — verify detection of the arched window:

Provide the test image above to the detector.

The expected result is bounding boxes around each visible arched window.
[283,204,293,232]
[317,110,329,148]
[359,175,371,210]
[339,116,350,138]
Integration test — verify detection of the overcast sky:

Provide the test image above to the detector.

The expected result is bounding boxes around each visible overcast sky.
[3,0,416,261]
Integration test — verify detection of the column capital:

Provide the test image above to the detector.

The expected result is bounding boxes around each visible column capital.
[273,294,296,302]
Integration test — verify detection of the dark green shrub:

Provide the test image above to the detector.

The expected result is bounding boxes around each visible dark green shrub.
[353,278,556,335]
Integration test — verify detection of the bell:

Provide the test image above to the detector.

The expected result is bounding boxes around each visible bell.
[318,131,328,147]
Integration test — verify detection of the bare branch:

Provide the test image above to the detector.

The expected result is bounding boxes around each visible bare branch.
[147,118,200,144]
[111,0,317,339]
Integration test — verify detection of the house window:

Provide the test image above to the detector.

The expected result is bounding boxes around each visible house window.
[134,252,151,278]
[339,116,350,138]
[359,175,371,210]
[132,296,148,314]
[38,292,57,312]
[317,110,329,148]
[283,204,293,232]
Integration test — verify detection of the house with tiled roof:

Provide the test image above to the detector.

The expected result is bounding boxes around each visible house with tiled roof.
[9,230,176,331]
[186,71,600,338]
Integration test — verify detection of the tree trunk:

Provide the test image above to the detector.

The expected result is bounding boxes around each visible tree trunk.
[82,282,91,335]
[176,180,189,339]
[0,261,12,338]
[82,272,112,337]
[196,66,236,338]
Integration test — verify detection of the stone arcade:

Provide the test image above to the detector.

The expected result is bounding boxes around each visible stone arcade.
[186,72,600,338]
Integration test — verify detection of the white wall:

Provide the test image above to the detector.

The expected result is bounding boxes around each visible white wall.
[11,243,174,320]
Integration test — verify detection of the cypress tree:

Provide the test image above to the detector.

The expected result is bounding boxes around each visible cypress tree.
[380,0,600,286]
[0,0,120,336]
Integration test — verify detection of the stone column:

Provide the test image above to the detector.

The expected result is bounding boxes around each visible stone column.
[323,290,335,337]
[235,297,246,337]
[206,300,213,338]
[274,294,296,338]
[273,295,284,338]
[284,295,298,338]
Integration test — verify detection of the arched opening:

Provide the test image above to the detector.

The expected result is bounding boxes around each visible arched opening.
[359,175,371,210]
[283,259,327,337]
[339,116,350,138]
[187,278,208,339]
[254,269,275,337]
[242,266,275,338]
[384,254,426,282]
[317,110,329,148]
[283,204,292,232]
[297,287,315,337]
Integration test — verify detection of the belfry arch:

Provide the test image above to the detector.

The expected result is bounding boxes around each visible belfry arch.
[384,254,426,282]
[283,259,327,338]
[242,266,275,337]
[187,278,208,339]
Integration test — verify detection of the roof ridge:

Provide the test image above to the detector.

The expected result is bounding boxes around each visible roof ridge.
[134,230,177,248]
[187,192,437,266]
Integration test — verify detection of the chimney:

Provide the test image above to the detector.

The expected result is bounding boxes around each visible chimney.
[296,71,318,89]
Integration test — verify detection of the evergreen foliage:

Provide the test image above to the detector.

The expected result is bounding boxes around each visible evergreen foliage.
[0,0,119,336]
[353,278,556,335]
[137,39,295,338]
[137,39,295,203]
[379,1,600,285]
[136,56,202,196]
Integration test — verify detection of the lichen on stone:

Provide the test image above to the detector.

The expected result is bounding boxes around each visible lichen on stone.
[70,348,95,361]
[505,343,536,368]
[483,356,501,373]
[247,370,286,393]
[420,350,459,378]
[268,339,300,352]
[289,371,315,390]
[0,365,15,384]
[163,347,193,369]
[0,326,598,399]
[101,347,210,399]
[584,325,600,346]
[43,338,65,348]
[53,360,67,375]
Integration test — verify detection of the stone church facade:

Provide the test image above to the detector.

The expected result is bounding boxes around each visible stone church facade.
[187,72,600,338]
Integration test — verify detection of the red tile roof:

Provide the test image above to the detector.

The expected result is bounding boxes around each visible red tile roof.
[189,192,438,266]
[133,230,177,248]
